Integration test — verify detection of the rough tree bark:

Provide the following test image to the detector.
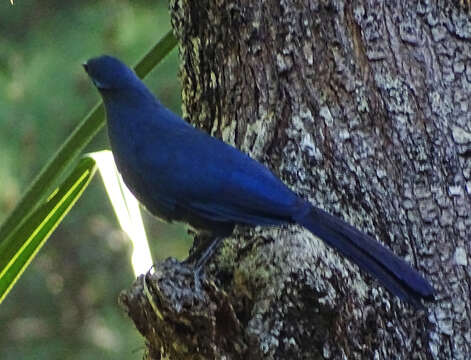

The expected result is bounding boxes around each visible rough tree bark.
[119,1,471,359]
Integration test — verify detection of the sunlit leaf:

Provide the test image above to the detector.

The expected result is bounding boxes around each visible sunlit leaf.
[88,151,152,276]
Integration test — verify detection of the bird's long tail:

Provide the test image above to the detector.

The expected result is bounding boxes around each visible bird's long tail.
[294,205,435,308]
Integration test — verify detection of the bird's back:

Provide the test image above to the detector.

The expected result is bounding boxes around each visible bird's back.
[105,99,303,229]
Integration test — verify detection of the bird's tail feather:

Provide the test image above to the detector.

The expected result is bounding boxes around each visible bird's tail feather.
[294,205,435,307]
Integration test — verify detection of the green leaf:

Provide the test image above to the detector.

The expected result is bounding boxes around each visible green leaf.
[0,30,177,243]
[0,157,96,303]
[0,30,177,304]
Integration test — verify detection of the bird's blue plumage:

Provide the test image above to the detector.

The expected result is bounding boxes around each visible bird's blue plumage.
[83,55,435,308]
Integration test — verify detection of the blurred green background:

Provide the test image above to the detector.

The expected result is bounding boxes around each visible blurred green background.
[0,1,191,359]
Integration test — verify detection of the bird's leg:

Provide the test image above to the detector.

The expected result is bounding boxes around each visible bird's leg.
[193,236,225,276]
[183,235,226,292]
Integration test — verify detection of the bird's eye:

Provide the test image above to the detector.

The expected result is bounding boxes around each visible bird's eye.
[92,78,110,90]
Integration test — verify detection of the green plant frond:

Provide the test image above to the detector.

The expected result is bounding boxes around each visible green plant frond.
[0,31,177,304]
[0,157,96,304]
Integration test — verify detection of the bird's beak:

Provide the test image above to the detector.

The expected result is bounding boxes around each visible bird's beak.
[82,62,89,73]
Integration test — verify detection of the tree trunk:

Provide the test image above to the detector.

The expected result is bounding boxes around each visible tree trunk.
[119,1,471,359]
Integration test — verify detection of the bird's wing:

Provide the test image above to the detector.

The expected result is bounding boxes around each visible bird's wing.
[136,122,302,226]
[182,149,303,226]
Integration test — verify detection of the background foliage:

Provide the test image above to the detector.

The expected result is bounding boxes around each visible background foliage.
[0,1,190,359]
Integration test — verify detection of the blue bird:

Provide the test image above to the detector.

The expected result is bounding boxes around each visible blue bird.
[83,55,435,308]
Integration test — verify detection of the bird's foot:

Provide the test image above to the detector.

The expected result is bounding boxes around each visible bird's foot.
[183,236,225,292]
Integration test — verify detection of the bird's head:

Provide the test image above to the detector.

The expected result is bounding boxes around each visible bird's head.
[83,55,138,92]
